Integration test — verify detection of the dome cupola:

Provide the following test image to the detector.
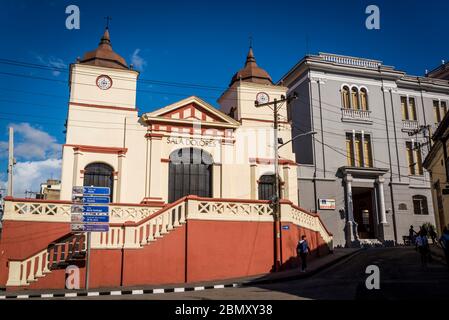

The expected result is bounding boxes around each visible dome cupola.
[78,27,129,70]
[230,46,273,86]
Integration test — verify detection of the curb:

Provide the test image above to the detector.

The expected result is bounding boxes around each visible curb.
[241,249,363,286]
[0,283,240,300]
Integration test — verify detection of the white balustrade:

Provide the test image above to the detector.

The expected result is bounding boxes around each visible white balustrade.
[341,108,372,122]
[320,53,381,69]
[6,249,48,287]
[402,120,419,131]
[5,197,334,287]
[3,199,162,223]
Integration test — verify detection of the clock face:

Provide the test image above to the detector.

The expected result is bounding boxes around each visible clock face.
[96,75,112,90]
[256,92,269,104]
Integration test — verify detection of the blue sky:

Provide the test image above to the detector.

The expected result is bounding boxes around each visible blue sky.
[0,0,448,196]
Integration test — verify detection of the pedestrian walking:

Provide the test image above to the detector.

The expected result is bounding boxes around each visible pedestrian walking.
[415,230,430,268]
[409,225,417,246]
[439,227,449,270]
[297,235,311,272]
[429,227,437,245]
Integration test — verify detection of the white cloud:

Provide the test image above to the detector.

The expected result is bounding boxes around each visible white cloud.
[4,123,61,160]
[130,49,147,71]
[0,124,62,198]
[36,55,67,76]
[14,159,61,197]
[0,159,62,198]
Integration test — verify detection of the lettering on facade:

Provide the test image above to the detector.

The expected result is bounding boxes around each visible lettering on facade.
[166,136,217,147]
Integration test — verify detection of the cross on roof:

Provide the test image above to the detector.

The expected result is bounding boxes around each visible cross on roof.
[104,16,112,29]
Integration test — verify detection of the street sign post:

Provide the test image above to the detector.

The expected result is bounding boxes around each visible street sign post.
[70,186,110,292]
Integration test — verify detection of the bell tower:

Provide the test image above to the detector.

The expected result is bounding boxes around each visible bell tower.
[60,27,140,201]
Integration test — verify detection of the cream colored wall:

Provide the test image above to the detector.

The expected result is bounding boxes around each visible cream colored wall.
[61,63,299,205]
[427,143,449,232]
[70,64,139,108]
[61,63,147,203]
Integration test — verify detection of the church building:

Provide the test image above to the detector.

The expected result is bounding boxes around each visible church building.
[0,28,332,290]
[60,27,299,205]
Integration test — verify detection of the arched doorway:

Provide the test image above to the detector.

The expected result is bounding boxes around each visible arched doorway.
[168,148,213,203]
[83,163,114,202]
[258,174,277,201]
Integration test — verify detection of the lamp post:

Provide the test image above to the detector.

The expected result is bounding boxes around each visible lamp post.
[255,93,316,271]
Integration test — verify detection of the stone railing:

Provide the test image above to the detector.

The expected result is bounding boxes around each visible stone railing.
[6,233,86,287]
[6,249,50,287]
[91,197,187,249]
[402,120,419,132]
[191,197,274,222]
[341,108,372,123]
[320,53,382,69]
[2,197,163,223]
[281,201,333,247]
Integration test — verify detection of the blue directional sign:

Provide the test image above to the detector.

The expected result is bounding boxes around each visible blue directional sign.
[72,224,109,232]
[83,215,109,223]
[83,187,110,196]
[82,196,110,204]
[83,206,109,214]
[282,225,290,230]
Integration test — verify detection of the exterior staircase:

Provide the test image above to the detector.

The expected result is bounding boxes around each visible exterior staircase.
[4,196,333,288]
[358,239,384,248]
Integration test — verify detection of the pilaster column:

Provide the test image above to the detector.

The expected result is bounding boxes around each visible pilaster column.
[282,165,290,200]
[377,177,387,224]
[72,148,82,188]
[116,152,125,203]
[344,174,358,245]
[147,133,163,199]
[250,164,257,200]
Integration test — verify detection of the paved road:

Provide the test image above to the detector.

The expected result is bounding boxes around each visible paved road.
[70,247,449,300]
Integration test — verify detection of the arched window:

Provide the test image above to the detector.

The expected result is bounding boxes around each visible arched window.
[412,195,429,215]
[342,86,350,109]
[351,87,360,110]
[258,174,279,201]
[168,148,213,203]
[360,88,368,111]
[83,163,114,202]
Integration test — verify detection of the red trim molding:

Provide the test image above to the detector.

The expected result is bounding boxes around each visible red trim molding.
[249,157,297,166]
[241,118,290,125]
[65,144,128,155]
[70,102,136,112]
[145,133,164,140]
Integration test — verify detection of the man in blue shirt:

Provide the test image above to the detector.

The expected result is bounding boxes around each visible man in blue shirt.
[439,227,449,270]
[297,235,311,272]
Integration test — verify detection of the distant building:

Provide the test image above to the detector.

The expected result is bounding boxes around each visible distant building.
[423,111,449,233]
[280,53,448,247]
[37,179,61,200]
[427,60,449,80]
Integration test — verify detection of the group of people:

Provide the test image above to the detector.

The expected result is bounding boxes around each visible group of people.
[409,225,449,269]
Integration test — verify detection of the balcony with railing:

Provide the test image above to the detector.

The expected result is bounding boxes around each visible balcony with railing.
[341,108,372,124]
[402,120,419,132]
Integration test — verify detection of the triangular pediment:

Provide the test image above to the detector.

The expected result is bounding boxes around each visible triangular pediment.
[141,96,240,128]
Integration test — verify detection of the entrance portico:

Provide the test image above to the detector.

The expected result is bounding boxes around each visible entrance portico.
[340,167,389,247]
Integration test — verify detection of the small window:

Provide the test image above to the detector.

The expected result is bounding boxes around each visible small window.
[412,195,429,215]
[401,97,409,120]
[409,97,417,121]
[360,88,368,111]
[342,86,350,109]
[351,87,359,110]
[434,100,442,123]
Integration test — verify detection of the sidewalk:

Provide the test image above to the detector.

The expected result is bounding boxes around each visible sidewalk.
[429,244,448,264]
[0,248,361,299]
[241,248,361,286]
